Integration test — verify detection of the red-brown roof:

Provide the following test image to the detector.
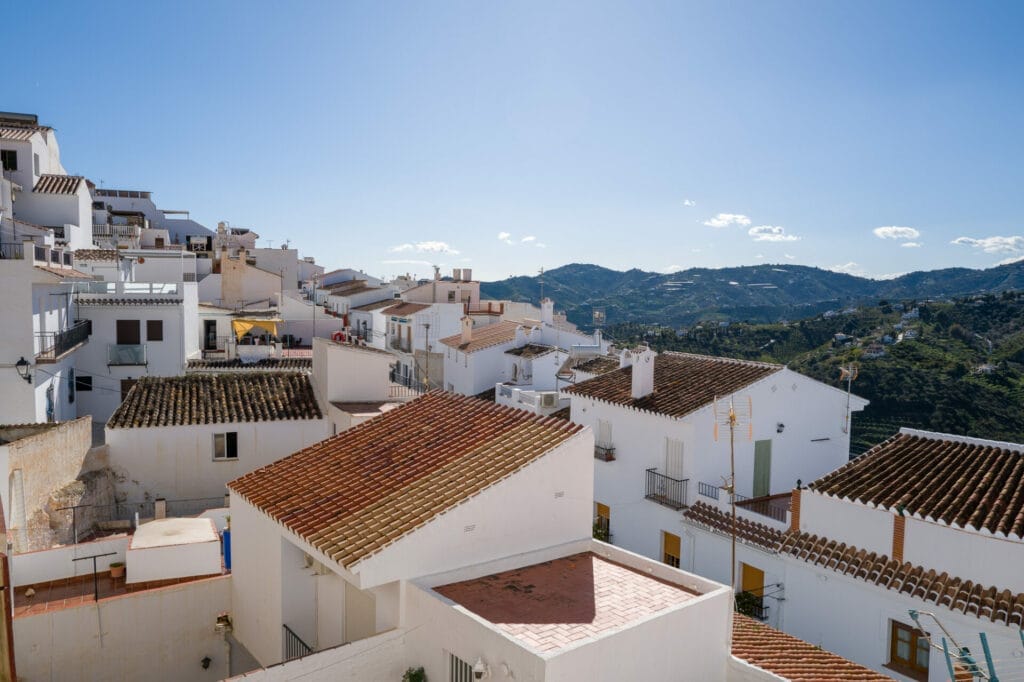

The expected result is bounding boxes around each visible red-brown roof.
[732,613,893,681]
[33,174,86,195]
[563,352,783,419]
[810,429,1024,537]
[228,392,583,569]
[436,552,697,653]
[683,501,784,551]
[352,299,400,312]
[383,302,431,317]
[439,320,520,353]
[572,355,620,376]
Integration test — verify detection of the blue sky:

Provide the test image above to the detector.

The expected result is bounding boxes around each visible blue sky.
[7,1,1023,281]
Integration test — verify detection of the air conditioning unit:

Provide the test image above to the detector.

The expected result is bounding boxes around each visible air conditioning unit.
[540,393,557,408]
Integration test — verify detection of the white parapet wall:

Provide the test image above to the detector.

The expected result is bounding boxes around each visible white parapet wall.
[127,518,222,583]
[10,534,130,587]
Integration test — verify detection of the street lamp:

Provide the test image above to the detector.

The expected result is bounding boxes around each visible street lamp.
[15,357,31,383]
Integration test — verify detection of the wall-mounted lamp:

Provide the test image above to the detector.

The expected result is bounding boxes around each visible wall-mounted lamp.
[200,656,212,670]
[15,357,31,384]
[473,658,490,679]
[776,422,785,434]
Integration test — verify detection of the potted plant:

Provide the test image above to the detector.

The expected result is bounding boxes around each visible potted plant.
[402,667,426,682]
[109,561,125,579]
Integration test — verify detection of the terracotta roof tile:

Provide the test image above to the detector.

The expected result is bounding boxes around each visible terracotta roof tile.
[74,249,120,262]
[352,299,400,312]
[186,358,312,370]
[732,613,893,680]
[505,343,557,358]
[107,373,322,428]
[779,530,1024,628]
[436,552,697,653]
[33,174,86,195]
[440,320,521,353]
[228,392,583,570]
[810,430,1024,537]
[33,265,92,280]
[571,356,621,376]
[683,501,784,551]
[77,297,182,306]
[563,352,782,419]
[383,302,431,317]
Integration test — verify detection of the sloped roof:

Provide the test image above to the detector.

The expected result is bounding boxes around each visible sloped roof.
[352,299,400,312]
[563,352,783,419]
[186,358,312,370]
[383,302,431,317]
[439,320,520,353]
[107,373,321,428]
[683,501,784,551]
[33,174,86,195]
[572,355,620,376]
[732,614,893,681]
[810,429,1024,537]
[228,392,583,570]
[77,297,182,306]
[505,343,557,358]
[74,249,120,262]
[0,124,47,142]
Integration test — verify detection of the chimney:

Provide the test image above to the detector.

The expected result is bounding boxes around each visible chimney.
[460,316,473,345]
[462,268,472,281]
[593,329,602,347]
[892,510,906,563]
[433,265,441,281]
[452,268,462,281]
[514,325,526,346]
[789,487,802,532]
[540,298,554,326]
[619,349,633,369]
[630,346,656,399]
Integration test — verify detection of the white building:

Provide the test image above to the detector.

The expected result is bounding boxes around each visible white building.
[72,279,200,423]
[104,372,328,503]
[92,187,213,246]
[0,241,92,424]
[383,300,463,389]
[310,336,404,434]
[562,348,868,568]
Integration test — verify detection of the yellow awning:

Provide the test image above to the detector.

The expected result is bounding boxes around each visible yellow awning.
[231,318,281,340]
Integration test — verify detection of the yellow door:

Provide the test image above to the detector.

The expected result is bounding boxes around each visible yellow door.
[741,563,765,595]
[594,503,610,541]
[662,531,681,568]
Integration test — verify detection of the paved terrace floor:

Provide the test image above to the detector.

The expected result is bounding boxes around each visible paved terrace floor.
[435,552,698,653]
[12,571,226,618]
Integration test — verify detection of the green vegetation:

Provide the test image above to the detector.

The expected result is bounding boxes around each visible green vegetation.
[608,292,1024,451]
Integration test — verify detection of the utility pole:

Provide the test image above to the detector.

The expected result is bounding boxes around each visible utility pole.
[422,321,431,389]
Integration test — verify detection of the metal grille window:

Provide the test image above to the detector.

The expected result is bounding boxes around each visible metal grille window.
[449,653,473,682]
[213,432,238,461]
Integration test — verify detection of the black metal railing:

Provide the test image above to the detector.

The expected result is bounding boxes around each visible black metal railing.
[594,444,616,462]
[35,320,91,361]
[698,481,721,500]
[50,248,60,263]
[34,245,46,261]
[63,251,72,266]
[283,624,313,661]
[733,493,789,523]
[0,243,24,259]
[736,591,770,621]
[182,272,197,282]
[389,369,428,396]
[645,468,689,510]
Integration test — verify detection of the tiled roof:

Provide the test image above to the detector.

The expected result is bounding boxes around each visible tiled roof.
[683,501,784,551]
[0,125,47,142]
[548,406,571,421]
[810,429,1024,537]
[435,552,697,653]
[107,373,322,428]
[563,352,783,419]
[572,355,620,376]
[77,297,182,306]
[74,249,120,262]
[383,301,431,317]
[326,340,395,357]
[439,320,520,352]
[34,265,92,280]
[228,392,583,569]
[33,174,86,195]
[778,531,1024,628]
[352,299,400,312]
[732,613,893,681]
[186,358,312,370]
[505,343,557,358]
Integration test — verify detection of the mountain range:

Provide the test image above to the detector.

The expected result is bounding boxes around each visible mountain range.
[480,261,1024,328]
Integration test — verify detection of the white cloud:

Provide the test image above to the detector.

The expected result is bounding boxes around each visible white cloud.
[381,259,432,267]
[683,199,696,207]
[873,226,920,241]
[389,241,460,255]
[784,254,795,260]
[665,264,683,272]
[497,231,514,245]
[535,242,547,249]
[521,235,536,243]
[900,241,921,248]
[755,254,765,259]
[829,262,866,276]
[703,213,751,228]
[952,236,1024,254]
[998,255,1024,266]
[749,225,800,242]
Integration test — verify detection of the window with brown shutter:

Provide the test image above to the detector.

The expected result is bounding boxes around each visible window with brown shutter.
[147,320,163,342]
[116,320,140,345]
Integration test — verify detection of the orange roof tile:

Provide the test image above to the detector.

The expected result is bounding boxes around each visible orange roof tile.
[683,501,784,551]
[810,430,1024,537]
[383,302,431,317]
[436,552,696,652]
[228,392,583,569]
[732,613,893,681]
[563,352,782,419]
[439,320,521,352]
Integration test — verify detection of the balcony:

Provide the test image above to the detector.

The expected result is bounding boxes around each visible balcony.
[734,493,790,524]
[282,624,313,662]
[108,344,147,366]
[35,320,91,363]
[594,443,616,462]
[645,468,689,510]
[0,243,24,260]
[92,224,142,240]
[736,591,769,621]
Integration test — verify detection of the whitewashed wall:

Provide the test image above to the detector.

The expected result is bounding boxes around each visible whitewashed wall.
[11,535,129,586]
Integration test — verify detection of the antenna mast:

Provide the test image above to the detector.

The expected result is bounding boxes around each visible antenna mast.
[538,266,545,302]
[840,364,859,434]
[714,395,752,593]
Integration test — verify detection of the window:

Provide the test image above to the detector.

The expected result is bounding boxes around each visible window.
[448,652,473,682]
[0,149,16,171]
[116,319,141,345]
[213,432,238,461]
[146,320,164,342]
[33,152,39,176]
[75,375,93,391]
[447,290,456,302]
[68,369,75,404]
[665,437,684,479]
[889,620,929,679]
[662,531,681,568]
[594,503,611,541]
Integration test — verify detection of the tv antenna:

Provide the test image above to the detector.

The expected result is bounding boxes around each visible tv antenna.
[538,266,545,302]
[592,307,606,330]
[839,364,859,434]
[713,394,753,593]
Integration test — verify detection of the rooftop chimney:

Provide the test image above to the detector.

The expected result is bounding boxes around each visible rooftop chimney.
[540,298,554,326]
[460,316,473,345]
[462,268,472,281]
[452,268,462,281]
[629,346,656,400]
